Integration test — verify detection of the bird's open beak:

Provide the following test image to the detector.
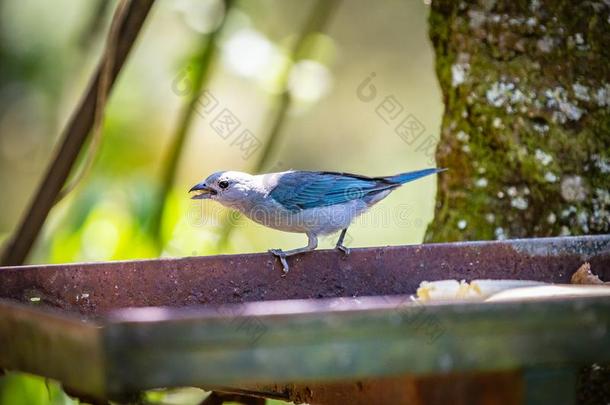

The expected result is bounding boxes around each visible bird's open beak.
[189,183,216,199]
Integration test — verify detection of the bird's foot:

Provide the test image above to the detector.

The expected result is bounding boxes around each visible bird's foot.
[335,244,351,256]
[268,249,290,273]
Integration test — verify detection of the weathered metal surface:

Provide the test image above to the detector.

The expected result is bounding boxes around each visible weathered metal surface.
[0,301,104,397]
[0,235,608,316]
[0,235,608,401]
[234,361,577,405]
[102,294,610,396]
[225,371,524,405]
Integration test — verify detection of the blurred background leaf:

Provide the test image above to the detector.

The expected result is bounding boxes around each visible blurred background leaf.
[0,372,78,405]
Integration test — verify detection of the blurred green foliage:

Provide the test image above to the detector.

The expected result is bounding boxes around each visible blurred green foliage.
[0,373,77,405]
[0,0,441,403]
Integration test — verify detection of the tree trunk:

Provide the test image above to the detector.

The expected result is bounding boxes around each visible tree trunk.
[425,2,610,403]
[425,0,609,243]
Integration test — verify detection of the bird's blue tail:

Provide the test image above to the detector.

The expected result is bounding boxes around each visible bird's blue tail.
[387,168,446,184]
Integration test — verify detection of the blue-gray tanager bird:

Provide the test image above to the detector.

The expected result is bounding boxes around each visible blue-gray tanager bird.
[190,168,444,273]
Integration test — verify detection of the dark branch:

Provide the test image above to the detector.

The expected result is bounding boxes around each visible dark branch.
[0,0,155,266]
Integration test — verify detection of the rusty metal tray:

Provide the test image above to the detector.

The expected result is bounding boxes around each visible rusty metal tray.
[0,235,609,401]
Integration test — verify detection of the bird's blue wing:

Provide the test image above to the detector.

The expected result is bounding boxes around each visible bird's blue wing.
[269,171,393,212]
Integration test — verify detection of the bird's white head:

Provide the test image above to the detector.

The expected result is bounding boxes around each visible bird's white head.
[189,171,258,207]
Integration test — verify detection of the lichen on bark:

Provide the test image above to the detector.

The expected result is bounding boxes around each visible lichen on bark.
[425,0,610,243]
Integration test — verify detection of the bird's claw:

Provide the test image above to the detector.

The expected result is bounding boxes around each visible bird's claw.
[268,249,290,273]
[335,244,351,256]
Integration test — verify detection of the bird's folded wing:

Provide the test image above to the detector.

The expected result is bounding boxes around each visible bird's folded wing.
[269,171,393,211]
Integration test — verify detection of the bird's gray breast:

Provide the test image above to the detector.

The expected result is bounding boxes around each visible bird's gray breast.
[241,196,370,235]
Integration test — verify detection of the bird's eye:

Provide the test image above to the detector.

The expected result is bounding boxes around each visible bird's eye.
[218,180,229,189]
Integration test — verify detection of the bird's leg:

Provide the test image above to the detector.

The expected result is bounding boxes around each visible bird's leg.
[269,233,318,273]
[334,228,351,256]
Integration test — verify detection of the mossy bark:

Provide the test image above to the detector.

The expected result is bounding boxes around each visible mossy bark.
[426,2,610,402]
[425,0,610,243]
